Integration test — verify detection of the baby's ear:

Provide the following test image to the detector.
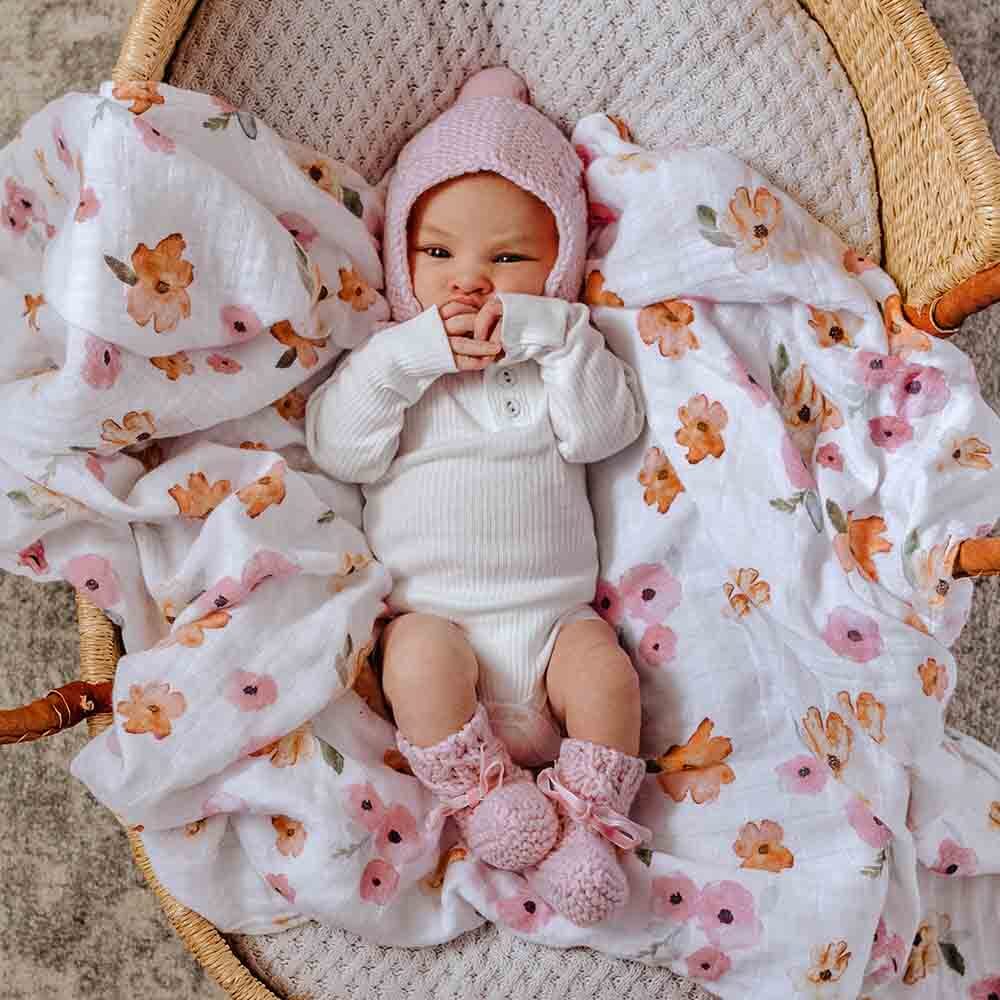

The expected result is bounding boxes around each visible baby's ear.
[457,68,529,104]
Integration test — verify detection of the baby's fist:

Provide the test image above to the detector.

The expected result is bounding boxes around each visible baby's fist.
[473,296,504,343]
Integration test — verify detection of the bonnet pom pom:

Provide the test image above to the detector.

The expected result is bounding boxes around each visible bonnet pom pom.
[457,67,529,103]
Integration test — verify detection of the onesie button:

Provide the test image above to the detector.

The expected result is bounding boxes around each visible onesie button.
[504,398,521,418]
[500,368,516,386]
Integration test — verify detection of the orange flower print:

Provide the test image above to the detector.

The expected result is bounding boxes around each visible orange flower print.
[837,691,886,744]
[238,461,287,518]
[240,441,269,451]
[724,568,771,617]
[100,410,156,450]
[782,363,843,455]
[135,440,164,473]
[22,293,44,333]
[913,540,960,610]
[384,747,413,775]
[607,151,657,175]
[945,435,993,471]
[273,388,307,424]
[607,114,633,141]
[168,472,232,519]
[184,819,206,837]
[420,845,468,893]
[338,267,376,311]
[904,606,931,635]
[272,815,307,858]
[124,233,194,334]
[329,552,373,593]
[638,300,699,359]
[802,707,853,779]
[831,509,893,583]
[112,80,165,115]
[883,294,931,358]
[654,718,735,804]
[733,820,794,873]
[808,306,856,349]
[639,447,685,514]
[583,270,624,307]
[843,248,878,275]
[117,680,187,740]
[903,920,941,984]
[270,319,328,369]
[807,941,851,984]
[676,394,727,464]
[298,156,343,200]
[988,801,1000,829]
[174,610,230,647]
[150,351,194,381]
[249,721,317,767]
[721,186,784,272]
[918,658,949,701]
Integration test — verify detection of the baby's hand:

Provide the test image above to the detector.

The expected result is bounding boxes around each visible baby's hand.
[439,300,504,372]
[473,296,504,344]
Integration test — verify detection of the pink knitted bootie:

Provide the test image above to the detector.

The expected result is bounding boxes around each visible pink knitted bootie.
[527,739,650,927]
[397,703,559,871]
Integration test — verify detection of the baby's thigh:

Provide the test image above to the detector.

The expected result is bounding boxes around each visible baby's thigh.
[546,618,636,706]
[379,613,478,696]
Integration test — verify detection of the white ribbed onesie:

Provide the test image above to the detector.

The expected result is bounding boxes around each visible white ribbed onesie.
[305,292,645,765]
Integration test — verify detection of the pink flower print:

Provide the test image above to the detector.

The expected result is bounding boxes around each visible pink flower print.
[242,550,300,592]
[17,540,48,575]
[203,791,246,816]
[278,212,319,250]
[224,670,278,712]
[845,796,893,849]
[345,782,386,831]
[272,815,307,858]
[638,624,677,668]
[592,579,623,627]
[53,119,73,170]
[686,946,732,982]
[82,336,122,390]
[211,95,237,114]
[775,755,829,795]
[207,353,243,374]
[63,554,121,609]
[620,563,681,624]
[2,198,31,235]
[970,976,1000,1000]
[892,365,951,419]
[75,186,100,222]
[856,351,904,388]
[86,453,111,482]
[782,433,816,491]
[930,838,978,877]
[869,415,913,452]
[729,355,769,408]
[195,576,247,615]
[650,873,700,922]
[816,443,844,472]
[265,873,296,903]
[696,880,761,950]
[105,725,122,757]
[360,859,399,904]
[588,201,619,227]
[496,888,555,933]
[843,248,878,275]
[134,116,175,154]
[220,305,263,343]
[822,606,884,663]
[375,803,423,864]
[574,144,595,168]
[868,917,906,986]
[3,178,36,235]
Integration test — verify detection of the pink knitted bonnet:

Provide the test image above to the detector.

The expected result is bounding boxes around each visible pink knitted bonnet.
[382,67,588,322]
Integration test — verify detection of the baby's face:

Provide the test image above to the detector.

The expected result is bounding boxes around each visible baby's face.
[407,171,559,312]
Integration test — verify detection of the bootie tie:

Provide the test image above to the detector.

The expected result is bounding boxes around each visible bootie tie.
[527,738,650,926]
[397,702,559,871]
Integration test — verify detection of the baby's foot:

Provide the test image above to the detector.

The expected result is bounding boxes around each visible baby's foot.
[397,703,559,871]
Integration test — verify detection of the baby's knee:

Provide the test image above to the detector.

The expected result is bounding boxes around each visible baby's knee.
[380,613,478,699]
[562,620,639,697]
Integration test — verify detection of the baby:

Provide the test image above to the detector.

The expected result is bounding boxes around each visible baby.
[306,68,648,926]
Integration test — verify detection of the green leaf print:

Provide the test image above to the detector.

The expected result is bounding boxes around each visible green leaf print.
[236,111,258,140]
[635,847,653,867]
[774,343,790,379]
[275,347,297,369]
[317,510,337,524]
[939,941,966,976]
[696,205,717,229]
[318,739,345,774]
[826,499,848,535]
[292,238,315,295]
[202,116,231,131]
[104,254,138,286]
[804,491,824,534]
[342,187,364,219]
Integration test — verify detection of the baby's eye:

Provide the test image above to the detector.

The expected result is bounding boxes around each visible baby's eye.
[422,247,451,259]
[495,254,527,263]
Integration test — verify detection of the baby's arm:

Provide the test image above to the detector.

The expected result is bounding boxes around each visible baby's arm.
[305,306,457,483]
[496,292,645,463]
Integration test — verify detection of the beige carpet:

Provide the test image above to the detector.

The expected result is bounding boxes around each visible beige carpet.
[1,2,998,998]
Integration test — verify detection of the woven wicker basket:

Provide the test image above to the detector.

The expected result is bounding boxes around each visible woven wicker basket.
[65,1,1000,997]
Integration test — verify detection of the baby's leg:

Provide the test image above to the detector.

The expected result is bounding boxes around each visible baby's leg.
[380,613,479,747]
[545,618,641,756]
